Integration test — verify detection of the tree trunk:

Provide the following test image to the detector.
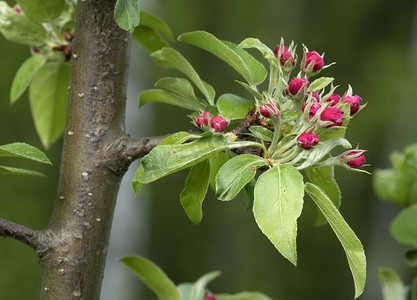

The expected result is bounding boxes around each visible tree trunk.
[40,1,131,299]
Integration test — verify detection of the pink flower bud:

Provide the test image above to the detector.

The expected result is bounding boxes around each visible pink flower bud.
[320,107,344,127]
[203,111,212,118]
[204,296,216,300]
[305,51,324,72]
[297,133,319,150]
[302,102,322,119]
[210,116,228,132]
[346,151,366,168]
[343,95,363,115]
[196,115,208,128]
[286,77,310,98]
[307,91,321,102]
[14,7,22,14]
[326,94,341,106]
[274,46,295,68]
[259,104,279,118]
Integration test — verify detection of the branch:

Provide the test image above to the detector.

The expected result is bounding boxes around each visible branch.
[0,217,44,250]
[119,134,169,162]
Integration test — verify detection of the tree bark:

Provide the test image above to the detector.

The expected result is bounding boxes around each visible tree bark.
[40,1,131,299]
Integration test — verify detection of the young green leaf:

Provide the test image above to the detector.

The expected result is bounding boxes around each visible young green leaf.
[305,182,366,298]
[180,160,210,224]
[216,154,266,201]
[217,94,253,120]
[317,103,351,141]
[307,77,334,93]
[178,31,256,86]
[114,0,140,33]
[223,41,267,85]
[132,164,145,196]
[305,165,341,226]
[209,150,230,189]
[139,135,229,184]
[155,77,207,109]
[177,283,193,300]
[120,255,180,300]
[133,26,168,52]
[238,38,275,61]
[235,80,263,100]
[0,165,45,177]
[17,0,65,22]
[151,47,215,104]
[0,142,51,164]
[139,10,174,40]
[10,55,47,104]
[253,165,304,265]
[296,137,352,170]
[390,204,417,247]
[249,126,274,142]
[412,277,417,300]
[190,271,220,300]
[243,178,256,210]
[139,89,205,111]
[29,62,70,148]
[0,2,47,46]
[405,249,417,268]
[215,292,273,300]
[377,268,408,300]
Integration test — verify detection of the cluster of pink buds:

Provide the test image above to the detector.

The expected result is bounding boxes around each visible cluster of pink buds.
[274,45,295,72]
[204,295,216,300]
[195,111,228,132]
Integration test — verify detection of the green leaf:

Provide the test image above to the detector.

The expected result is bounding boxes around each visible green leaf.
[139,135,229,184]
[139,10,173,40]
[29,62,70,148]
[209,150,230,189]
[133,26,168,52]
[413,277,417,300]
[305,165,341,226]
[305,182,366,298]
[253,165,304,265]
[377,268,408,300]
[10,55,47,104]
[238,38,275,61]
[159,131,197,146]
[243,178,256,210]
[235,80,263,100]
[180,160,210,224]
[177,283,193,300]
[223,41,267,85]
[132,164,144,196]
[216,292,273,300]
[307,77,334,92]
[155,77,207,109]
[217,94,253,120]
[0,165,45,177]
[390,204,417,247]
[405,249,417,268]
[151,47,215,104]
[216,154,266,201]
[17,0,65,22]
[120,255,180,300]
[0,2,47,46]
[190,271,221,300]
[296,138,352,170]
[139,89,205,111]
[114,0,140,33]
[0,142,51,164]
[178,31,257,86]
[249,126,273,142]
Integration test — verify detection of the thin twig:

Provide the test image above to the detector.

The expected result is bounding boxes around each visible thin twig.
[0,217,43,250]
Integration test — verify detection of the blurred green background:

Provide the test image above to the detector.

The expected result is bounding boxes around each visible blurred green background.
[1,0,417,299]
